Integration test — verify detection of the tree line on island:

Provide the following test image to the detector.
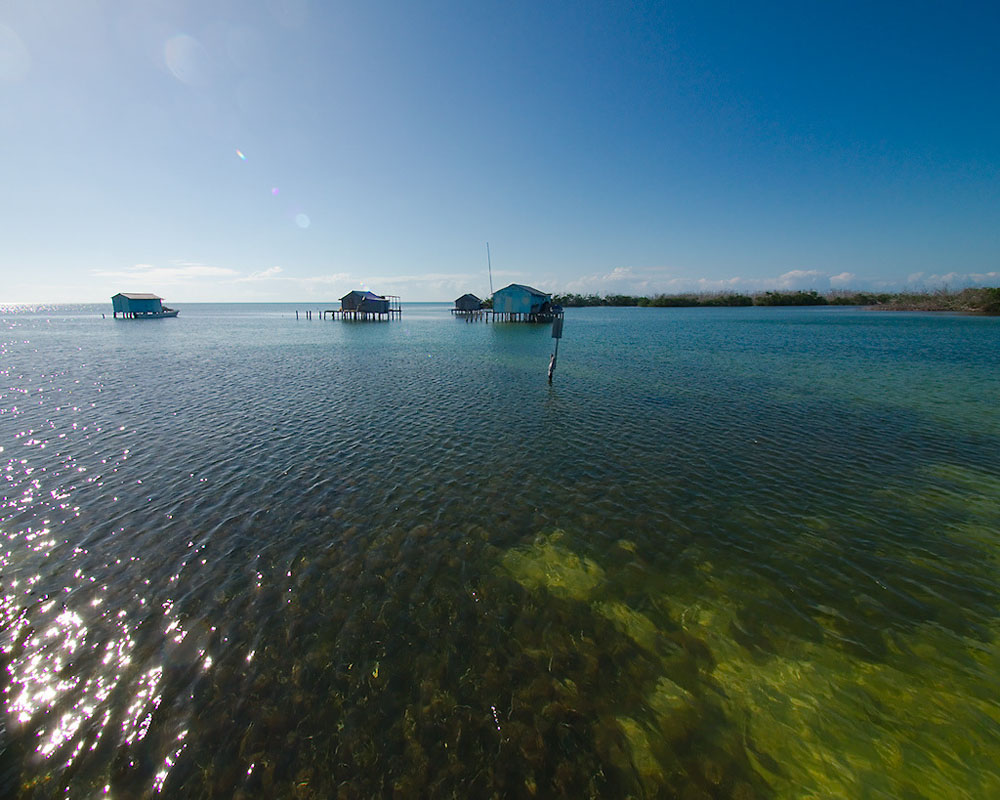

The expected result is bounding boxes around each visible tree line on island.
[549,286,1000,313]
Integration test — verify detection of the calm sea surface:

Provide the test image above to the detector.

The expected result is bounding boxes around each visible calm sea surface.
[2,302,999,798]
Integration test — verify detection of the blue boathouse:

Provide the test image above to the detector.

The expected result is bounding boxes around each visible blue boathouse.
[491,283,561,322]
[111,293,178,319]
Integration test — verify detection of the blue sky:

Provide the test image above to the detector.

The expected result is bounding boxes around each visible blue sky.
[2,0,998,302]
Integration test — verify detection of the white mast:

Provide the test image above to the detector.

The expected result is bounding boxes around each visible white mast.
[486,242,494,297]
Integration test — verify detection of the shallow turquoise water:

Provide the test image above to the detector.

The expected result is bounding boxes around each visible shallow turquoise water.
[2,303,999,797]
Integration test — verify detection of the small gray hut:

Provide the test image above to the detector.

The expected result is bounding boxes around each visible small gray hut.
[341,290,390,314]
[453,293,483,312]
[325,290,401,320]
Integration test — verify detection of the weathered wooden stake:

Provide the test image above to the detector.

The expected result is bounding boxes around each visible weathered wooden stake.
[548,316,564,383]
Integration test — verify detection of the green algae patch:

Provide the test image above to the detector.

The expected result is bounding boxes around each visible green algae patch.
[925,462,1000,499]
[501,531,606,601]
[662,572,1000,799]
[646,675,694,719]
[593,601,662,654]
[715,638,1000,798]
[897,463,1000,520]
[617,716,666,785]
[499,476,1000,799]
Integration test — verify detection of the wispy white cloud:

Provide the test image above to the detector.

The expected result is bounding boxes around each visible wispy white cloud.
[93,261,240,285]
[362,272,491,300]
[295,273,354,286]
[562,265,833,296]
[224,268,491,301]
[235,266,284,282]
[564,266,658,295]
[367,272,480,285]
[775,269,828,290]
[909,271,1000,288]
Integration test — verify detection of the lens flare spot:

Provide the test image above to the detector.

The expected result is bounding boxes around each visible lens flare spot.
[164,34,208,86]
[271,187,279,195]
[236,149,246,161]
[295,213,310,229]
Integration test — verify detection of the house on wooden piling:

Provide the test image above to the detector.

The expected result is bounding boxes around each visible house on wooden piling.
[491,284,561,322]
[111,293,178,319]
[453,294,483,312]
[342,290,390,314]
[453,293,488,320]
[324,290,402,320]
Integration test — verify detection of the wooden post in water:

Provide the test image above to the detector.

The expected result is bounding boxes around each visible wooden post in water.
[548,316,563,383]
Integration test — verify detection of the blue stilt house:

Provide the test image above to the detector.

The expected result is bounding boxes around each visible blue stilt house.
[491,284,561,322]
[111,293,178,319]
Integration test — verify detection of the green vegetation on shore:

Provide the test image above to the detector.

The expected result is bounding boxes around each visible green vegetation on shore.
[552,287,1000,313]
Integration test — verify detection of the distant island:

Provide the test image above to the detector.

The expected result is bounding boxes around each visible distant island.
[550,287,1000,314]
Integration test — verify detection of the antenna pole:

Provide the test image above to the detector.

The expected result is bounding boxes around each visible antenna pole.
[487,242,494,296]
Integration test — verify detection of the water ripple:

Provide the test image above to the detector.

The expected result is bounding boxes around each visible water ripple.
[2,305,999,796]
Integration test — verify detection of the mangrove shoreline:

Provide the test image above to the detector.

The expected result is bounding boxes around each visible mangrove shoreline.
[551,287,1000,314]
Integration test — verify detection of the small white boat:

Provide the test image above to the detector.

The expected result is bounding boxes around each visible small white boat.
[132,307,179,319]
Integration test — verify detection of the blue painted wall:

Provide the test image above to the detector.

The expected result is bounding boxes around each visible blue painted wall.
[112,294,163,315]
[492,284,550,315]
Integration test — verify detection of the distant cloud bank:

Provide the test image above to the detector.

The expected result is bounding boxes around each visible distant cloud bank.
[906,271,1000,289]
[557,266,1000,297]
[80,260,999,304]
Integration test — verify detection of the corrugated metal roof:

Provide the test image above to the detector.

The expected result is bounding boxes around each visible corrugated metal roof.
[341,290,385,301]
[499,283,550,297]
[113,293,163,300]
